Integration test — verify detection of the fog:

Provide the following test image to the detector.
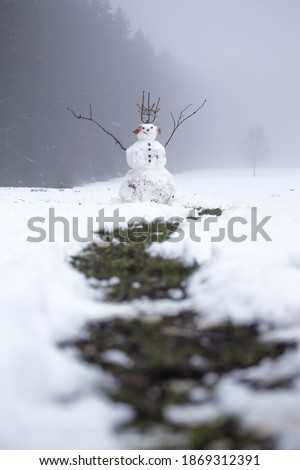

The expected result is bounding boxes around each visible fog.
[110,0,300,167]
[1,0,299,187]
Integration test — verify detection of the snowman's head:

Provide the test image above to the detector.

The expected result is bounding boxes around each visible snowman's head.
[132,124,161,141]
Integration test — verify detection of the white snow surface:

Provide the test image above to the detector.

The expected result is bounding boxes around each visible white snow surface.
[1,168,300,449]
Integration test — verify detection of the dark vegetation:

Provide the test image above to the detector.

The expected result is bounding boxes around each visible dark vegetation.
[70,311,293,449]
[187,207,223,220]
[71,221,196,301]
[68,220,296,448]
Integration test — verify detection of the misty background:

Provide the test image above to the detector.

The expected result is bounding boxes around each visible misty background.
[1,0,299,187]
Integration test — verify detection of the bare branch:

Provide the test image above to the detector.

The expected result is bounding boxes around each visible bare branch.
[67,104,126,151]
[170,111,176,129]
[164,99,206,147]
[137,90,161,123]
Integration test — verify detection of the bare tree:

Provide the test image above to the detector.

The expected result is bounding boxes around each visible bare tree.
[240,125,270,177]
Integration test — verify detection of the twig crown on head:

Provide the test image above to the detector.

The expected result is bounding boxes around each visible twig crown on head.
[137,91,161,124]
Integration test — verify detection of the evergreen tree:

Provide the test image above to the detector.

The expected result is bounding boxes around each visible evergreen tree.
[0,0,194,187]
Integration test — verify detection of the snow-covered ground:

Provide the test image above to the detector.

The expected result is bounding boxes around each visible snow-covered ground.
[1,168,300,449]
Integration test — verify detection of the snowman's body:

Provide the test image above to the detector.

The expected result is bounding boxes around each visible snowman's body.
[119,124,175,204]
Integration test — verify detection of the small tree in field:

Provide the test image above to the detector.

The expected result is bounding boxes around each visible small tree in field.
[240,125,270,177]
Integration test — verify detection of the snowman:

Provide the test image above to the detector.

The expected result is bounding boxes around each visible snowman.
[119,123,175,204]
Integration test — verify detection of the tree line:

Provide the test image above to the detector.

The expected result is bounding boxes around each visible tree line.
[0,0,190,187]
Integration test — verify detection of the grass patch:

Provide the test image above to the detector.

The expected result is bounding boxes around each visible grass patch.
[71,311,294,448]
[197,207,223,217]
[98,219,180,244]
[187,207,223,220]
[189,417,273,450]
[71,221,196,302]
[69,214,291,449]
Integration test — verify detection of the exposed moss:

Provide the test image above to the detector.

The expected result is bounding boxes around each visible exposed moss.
[98,219,180,244]
[70,311,293,448]
[69,217,292,449]
[189,417,274,450]
[71,222,196,302]
[187,207,223,220]
[197,207,223,217]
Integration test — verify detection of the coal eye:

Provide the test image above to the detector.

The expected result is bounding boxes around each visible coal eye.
[142,127,145,130]
[151,126,153,129]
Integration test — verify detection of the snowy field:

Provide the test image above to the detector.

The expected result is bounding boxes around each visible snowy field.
[1,168,300,449]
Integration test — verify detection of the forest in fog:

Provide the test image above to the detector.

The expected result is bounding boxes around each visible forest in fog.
[0,0,195,187]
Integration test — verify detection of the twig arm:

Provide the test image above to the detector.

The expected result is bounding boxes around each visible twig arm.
[67,105,126,151]
[164,99,206,147]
